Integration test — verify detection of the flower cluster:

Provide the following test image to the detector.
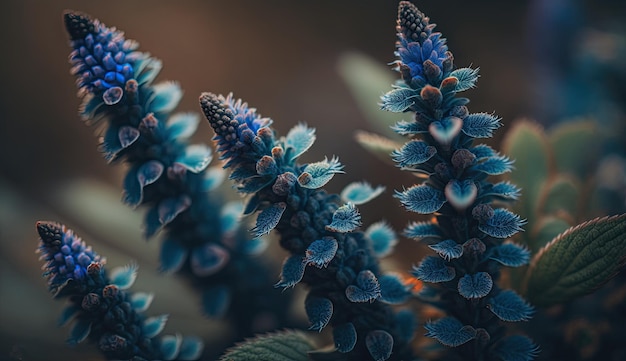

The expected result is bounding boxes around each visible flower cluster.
[382,2,538,360]
[36,221,202,360]
[63,11,291,336]
[200,93,415,361]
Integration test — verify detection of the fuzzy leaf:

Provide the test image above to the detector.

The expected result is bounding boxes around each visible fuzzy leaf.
[346,269,381,303]
[404,221,443,242]
[391,140,437,167]
[203,166,226,191]
[525,214,626,307]
[218,330,314,361]
[142,314,169,338]
[492,335,539,361]
[461,113,501,138]
[365,221,398,257]
[472,154,514,175]
[390,120,428,136]
[395,184,446,214]
[160,334,182,361]
[326,203,361,232]
[251,202,286,237]
[429,117,462,145]
[275,255,306,289]
[178,336,205,361]
[242,236,269,256]
[130,292,155,313]
[149,81,183,114]
[485,181,521,201]
[490,243,530,267]
[190,243,230,277]
[305,237,338,268]
[167,113,200,140]
[109,263,138,290]
[450,67,480,92]
[123,161,164,207]
[424,317,476,347]
[412,256,455,283]
[158,196,191,226]
[429,239,463,261]
[305,296,333,332]
[333,323,357,353]
[160,238,188,273]
[298,157,344,189]
[366,330,394,361]
[67,319,92,344]
[285,123,316,161]
[479,208,526,238]
[470,144,496,159]
[549,120,598,179]
[445,179,477,211]
[175,145,212,173]
[220,201,243,235]
[487,290,534,322]
[458,272,493,299]
[380,87,419,112]
[379,273,410,304]
[202,285,231,318]
[340,182,385,205]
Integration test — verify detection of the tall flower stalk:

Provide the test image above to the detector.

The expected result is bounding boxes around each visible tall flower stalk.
[382,2,538,360]
[199,93,415,361]
[36,221,202,360]
[62,10,291,337]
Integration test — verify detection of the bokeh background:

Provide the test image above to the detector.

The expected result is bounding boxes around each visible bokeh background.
[1,1,625,360]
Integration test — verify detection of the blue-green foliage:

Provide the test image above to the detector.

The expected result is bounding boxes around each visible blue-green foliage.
[63,10,290,332]
[200,92,414,360]
[36,221,203,360]
[385,2,536,359]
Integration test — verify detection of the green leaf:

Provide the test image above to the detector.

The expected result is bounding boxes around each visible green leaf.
[219,330,315,361]
[538,175,581,220]
[502,120,551,230]
[549,120,599,180]
[524,214,626,307]
[337,52,405,139]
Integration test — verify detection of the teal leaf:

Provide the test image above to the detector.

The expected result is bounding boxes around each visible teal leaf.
[160,238,188,273]
[178,336,205,361]
[380,87,419,112]
[167,112,200,140]
[458,272,493,299]
[346,270,381,303]
[340,181,385,205]
[67,318,92,344]
[487,290,534,322]
[251,202,286,237]
[142,314,169,338]
[109,263,138,290]
[395,184,446,214]
[395,309,416,343]
[202,285,231,318]
[297,157,344,189]
[242,236,269,256]
[365,221,398,257]
[524,214,626,307]
[275,255,306,289]
[391,140,437,168]
[190,243,230,277]
[404,221,443,241]
[412,256,455,283]
[428,239,463,261]
[304,237,338,268]
[485,181,521,201]
[160,334,182,361]
[492,335,539,361]
[175,144,212,173]
[379,273,410,304]
[305,296,333,331]
[479,208,526,238]
[203,166,226,191]
[472,154,514,175]
[424,317,476,347]
[57,305,80,327]
[326,203,361,233]
[450,67,480,92]
[444,179,477,211]
[130,292,154,313]
[123,161,164,207]
[470,144,496,159]
[490,243,530,267]
[461,112,501,138]
[285,123,316,161]
[220,201,243,235]
[158,195,191,226]
[366,330,394,361]
[391,120,428,136]
[148,81,182,114]
[218,330,315,361]
[135,57,163,86]
[333,323,357,353]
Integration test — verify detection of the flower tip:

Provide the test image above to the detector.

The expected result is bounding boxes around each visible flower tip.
[63,10,95,41]
[36,221,62,238]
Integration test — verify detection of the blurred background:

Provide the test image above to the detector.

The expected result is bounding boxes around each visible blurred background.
[1,0,625,360]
